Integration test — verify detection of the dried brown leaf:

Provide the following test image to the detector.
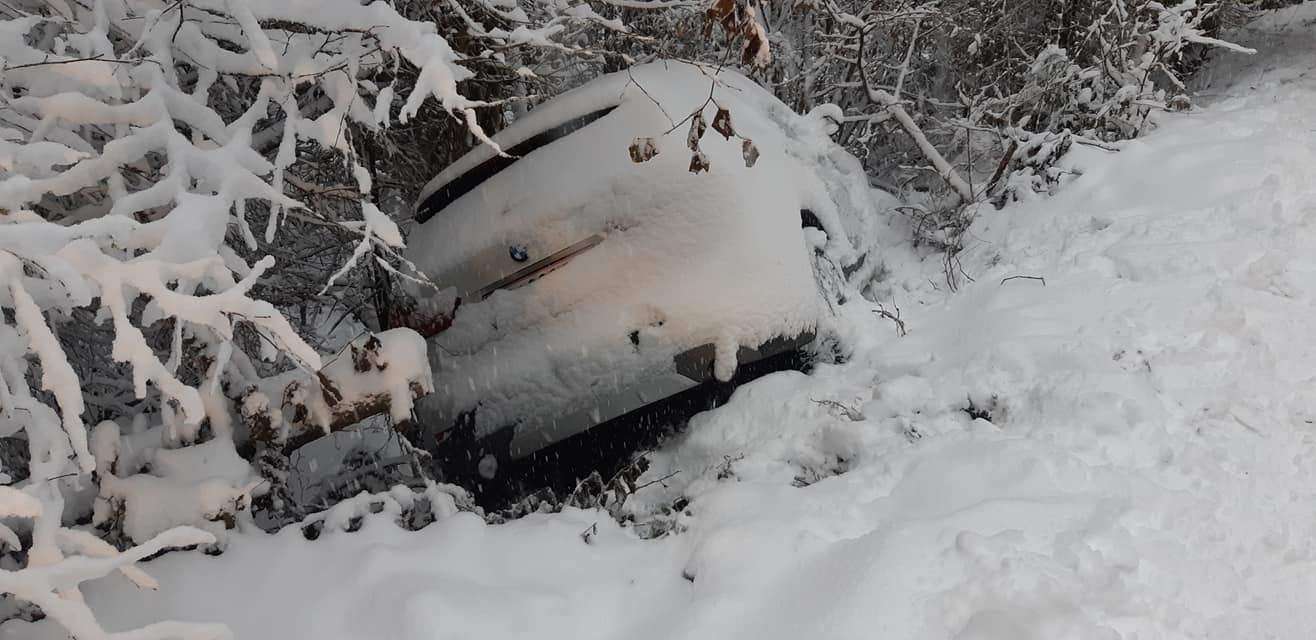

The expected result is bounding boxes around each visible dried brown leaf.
[629,137,659,163]
[689,151,710,174]
[712,107,734,139]
[705,0,771,67]
[687,111,707,151]
[742,139,759,168]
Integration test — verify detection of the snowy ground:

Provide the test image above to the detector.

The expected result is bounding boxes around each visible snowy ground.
[11,6,1316,639]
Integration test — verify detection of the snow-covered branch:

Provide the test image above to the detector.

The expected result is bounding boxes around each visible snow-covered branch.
[855,26,975,203]
[240,329,434,455]
[0,0,591,632]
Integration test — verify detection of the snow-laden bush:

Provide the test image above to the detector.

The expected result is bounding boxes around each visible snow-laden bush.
[976,0,1257,203]
[0,0,690,634]
[629,0,1255,269]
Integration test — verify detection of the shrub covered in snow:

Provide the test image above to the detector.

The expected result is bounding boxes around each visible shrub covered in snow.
[0,0,696,633]
[626,0,1255,266]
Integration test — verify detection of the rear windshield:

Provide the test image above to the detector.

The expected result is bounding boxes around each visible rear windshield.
[415,106,617,224]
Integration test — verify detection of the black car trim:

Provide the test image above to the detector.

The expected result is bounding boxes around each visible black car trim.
[673,331,816,383]
[415,106,619,224]
[800,208,824,230]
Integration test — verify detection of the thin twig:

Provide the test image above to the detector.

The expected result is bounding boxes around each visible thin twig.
[811,398,865,422]
[624,69,676,128]
[1000,275,1046,286]
[893,18,921,100]
[3,54,162,71]
[873,303,907,336]
[985,139,1019,196]
[630,470,680,493]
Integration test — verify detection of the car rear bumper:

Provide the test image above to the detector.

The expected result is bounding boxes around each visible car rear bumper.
[424,329,816,472]
[504,330,815,458]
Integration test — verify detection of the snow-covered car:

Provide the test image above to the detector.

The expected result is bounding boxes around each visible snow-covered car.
[406,62,872,482]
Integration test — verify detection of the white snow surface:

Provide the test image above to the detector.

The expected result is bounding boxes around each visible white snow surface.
[19,7,1316,639]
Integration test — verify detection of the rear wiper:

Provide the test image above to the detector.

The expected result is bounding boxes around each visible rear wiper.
[472,234,605,300]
